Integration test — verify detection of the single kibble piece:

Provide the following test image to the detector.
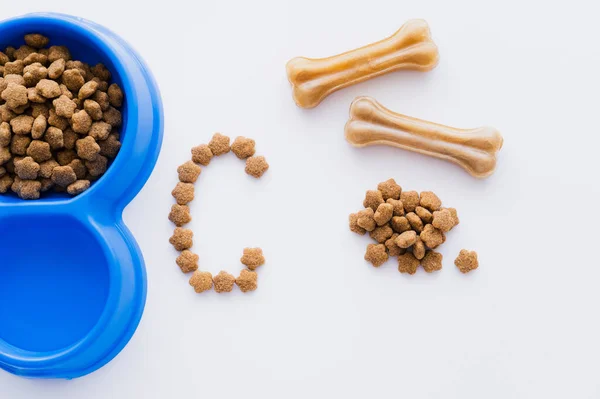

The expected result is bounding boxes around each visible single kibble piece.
[432,209,456,233]
[369,224,393,243]
[56,149,76,165]
[395,230,417,248]
[420,191,442,211]
[391,216,411,233]
[63,128,78,150]
[69,159,87,179]
[364,243,389,267]
[107,83,123,107]
[36,79,61,98]
[406,212,424,233]
[14,157,40,180]
[231,136,256,159]
[385,233,405,257]
[191,144,213,166]
[48,45,71,62]
[4,60,25,76]
[103,106,122,128]
[2,83,28,110]
[176,250,199,273]
[11,135,30,155]
[377,178,401,200]
[24,34,49,49]
[39,159,59,178]
[26,140,52,162]
[169,227,193,251]
[48,109,68,130]
[0,147,12,165]
[208,133,231,156]
[213,271,236,293]
[171,182,195,205]
[446,207,460,226]
[177,160,202,183]
[76,136,100,161]
[31,114,47,139]
[373,203,393,226]
[93,90,110,111]
[169,204,192,227]
[241,247,265,270]
[87,122,111,142]
[28,86,47,103]
[10,115,34,135]
[398,252,419,275]
[98,134,122,159]
[412,238,426,260]
[71,109,92,133]
[455,249,478,274]
[78,80,98,100]
[356,208,376,232]
[236,269,258,293]
[23,63,47,86]
[18,179,41,200]
[85,154,108,177]
[422,250,443,273]
[45,126,64,150]
[30,103,49,119]
[47,59,65,79]
[84,99,103,121]
[67,179,90,195]
[400,190,419,213]
[245,155,269,178]
[189,271,213,293]
[349,212,366,235]
[53,95,77,118]
[415,206,433,224]
[363,189,384,211]
[61,69,84,92]
[51,165,77,187]
[420,224,445,249]
[386,198,404,216]
[91,63,111,81]
[0,122,11,147]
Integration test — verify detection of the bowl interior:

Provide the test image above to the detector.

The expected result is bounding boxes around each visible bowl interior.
[0,18,128,204]
[0,213,109,352]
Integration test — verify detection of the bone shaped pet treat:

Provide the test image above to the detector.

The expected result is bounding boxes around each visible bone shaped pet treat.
[344,97,504,178]
[286,19,439,108]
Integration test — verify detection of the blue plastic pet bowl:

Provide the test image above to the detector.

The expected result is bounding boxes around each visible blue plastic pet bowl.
[0,13,163,378]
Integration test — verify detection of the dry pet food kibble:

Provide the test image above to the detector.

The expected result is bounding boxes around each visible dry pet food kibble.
[235,269,258,293]
[245,155,269,178]
[454,249,478,273]
[176,250,199,273]
[0,33,123,199]
[207,133,230,156]
[189,271,213,293]
[240,247,265,271]
[231,136,256,159]
[213,271,236,293]
[169,227,193,251]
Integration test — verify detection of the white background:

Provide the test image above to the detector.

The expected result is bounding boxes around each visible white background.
[2,0,600,398]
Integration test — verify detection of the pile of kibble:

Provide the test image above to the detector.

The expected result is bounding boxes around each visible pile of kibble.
[0,33,123,199]
[168,132,269,293]
[349,179,477,274]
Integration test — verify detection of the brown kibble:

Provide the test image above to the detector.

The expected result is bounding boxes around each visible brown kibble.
[356,208,376,232]
[26,140,52,162]
[0,122,11,146]
[85,154,107,177]
[177,160,202,183]
[98,133,121,158]
[48,59,65,79]
[47,109,67,131]
[59,83,72,99]
[0,175,13,193]
[391,216,411,233]
[385,234,406,257]
[396,230,417,248]
[78,80,97,100]
[0,104,16,122]
[56,149,77,165]
[349,213,366,235]
[191,144,213,166]
[420,191,442,211]
[71,109,92,133]
[4,60,25,75]
[23,63,47,86]
[83,99,102,120]
[14,46,35,61]
[30,102,49,118]
[63,128,78,150]
[400,190,419,213]
[176,250,199,273]
[415,206,433,224]
[189,271,213,293]
[373,203,393,226]
[236,269,258,293]
[91,63,111,81]
[40,178,53,192]
[68,159,87,179]
[213,271,236,293]
[92,90,109,111]
[412,238,426,260]
[67,179,90,195]
[455,249,478,273]
[168,204,192,227]
[446,207,460,226]
[107,83,123,107]
[88,121,111,141]
[169,227,193,251]
[51,165,76,187]
[241,247,265,270]
[386,198,404,216]
[24,34,49,49]
[406,212,424,233]
[208,133,231,156]
[9,115,33,135]
[171,182,194,205]
[2,83,28,110]
[398,252,419,275]
[369,224,393,243]
[23,53,48,67]
[18,179,41,200]
[245,156,269,178]
[0,75,25,92]
[102,106,121,128]
[28,86,46,103]
[14,156,39,180]
[363,189,384,211]
[377,178,401,200]
[38,159,58,178]
[10,135,30,155]
[31,114,47,139]
[45,126,64,150]
[364,243,389,267]
[48,46,71,62]
[420,224,445,249]
[76,136,100,161]
[432,209,455,233]
[422,250,443,273]
[0,147,11,165]
[53,95,77,118]
[62,68,84,92]
[36,79,61,98]
[231,136,256,159]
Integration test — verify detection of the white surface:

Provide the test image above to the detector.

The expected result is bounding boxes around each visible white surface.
[2,0,600,397]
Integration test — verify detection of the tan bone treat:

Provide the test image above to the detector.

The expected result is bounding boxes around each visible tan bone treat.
[345,97,504,178]
[455,249,479,273]
[286,19,439,108]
